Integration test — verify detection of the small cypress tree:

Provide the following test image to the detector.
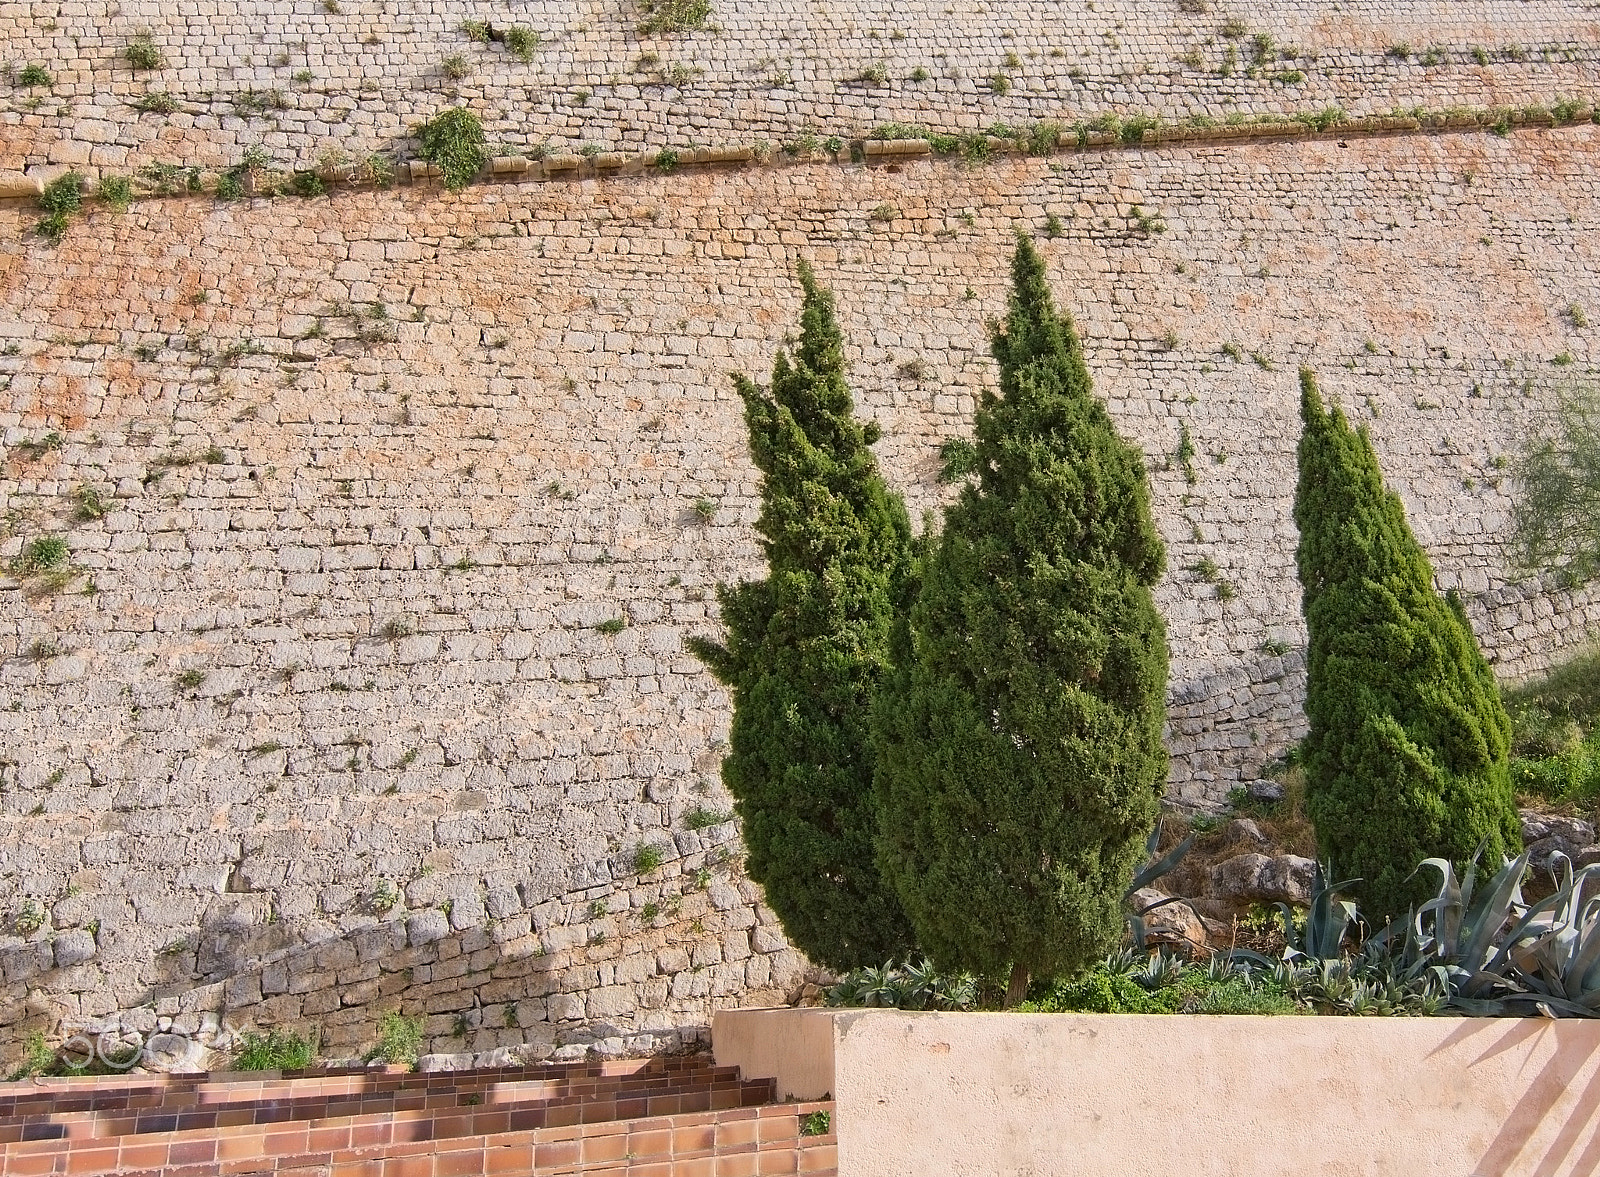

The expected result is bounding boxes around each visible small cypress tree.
[1295,368,1521,918]
[689,262,917,971]
[873,236,1169,1005]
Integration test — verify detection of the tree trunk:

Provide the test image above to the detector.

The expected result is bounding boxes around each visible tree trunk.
[1004,962,1030,1008]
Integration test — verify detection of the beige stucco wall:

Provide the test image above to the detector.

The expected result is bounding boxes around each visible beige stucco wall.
[716,1008,1600,1176]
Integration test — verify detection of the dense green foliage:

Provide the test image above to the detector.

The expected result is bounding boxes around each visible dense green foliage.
[234,1028,315,1071]
[1505,645,1600,802]
[36,171,83,244]
[416,107,487,190]
[1022,953,1297,1016]
[1510,386,1600,583]
[689,262,916,971]
[1294,368,1520,918]
[873,235,1169,998]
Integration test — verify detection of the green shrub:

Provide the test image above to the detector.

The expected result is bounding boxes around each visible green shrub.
[36,171,83,243]
[631,842,663,873]
[126,33,165,70]
[15,535,69,573]
[97,175,133,210]
[874,235,1169,1005]
[133,92,179,114]
[17,64,52,87]
[1294,368,1519,918]
[7,1032,58,1080]
[637,0,712,35]
[1510,387,1600,582]
[689,261,917,971]
[415,106,487,191]
[504,26,540,61]
[366,1011,423,1066]
[233,1028,315,1071]
[936,436,978,481]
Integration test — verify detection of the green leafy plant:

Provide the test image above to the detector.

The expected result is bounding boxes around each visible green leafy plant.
[595,617,627,635]
[440,53,469,80]
[97,175,133,210]
[632,842,664,874]
[175,669,206,690]
[73,483,108,521]
[133,92,179,114]
[692,496,717,522]
[689,262,918,972]
[1511,386,1600,582]
[13,900,46,936]
[874,236,1169,1006]
[14,535,68,574]
[683,805,732,830]
[36,171,84,243]
[938,437,979,482]
[1295,368,1519,918]
[801,1110,832,1136]
[126,33,165,70]
[17,64,52,87]
[415,106,487,191]
[234,1028,315,1071]
[8,1032,57,1080]
[366,1011,423,1067]
[504,26,540,60]
[637,0,712,35]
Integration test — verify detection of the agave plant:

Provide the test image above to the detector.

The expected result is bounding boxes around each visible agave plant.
[1125,820,1199,950]
[824,958,978,1010]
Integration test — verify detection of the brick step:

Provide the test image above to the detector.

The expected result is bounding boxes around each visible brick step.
[1,1101,836,1176]
[0,1072,775,1145]
[0,1064,750,1135]
[0,1056,722,1117]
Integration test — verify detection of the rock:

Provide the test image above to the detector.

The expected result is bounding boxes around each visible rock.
[1209,853,1316,907]
[1223,818,1268,847]
[1129,888,1207,952]
[1577,847,1600,871]
[1247,780,1286,803]
[1519,812,1592,846]
[52,929,98,968]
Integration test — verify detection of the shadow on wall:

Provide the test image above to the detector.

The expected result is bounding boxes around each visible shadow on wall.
[1460,1018,1600,1177]
[1,825,812,1065]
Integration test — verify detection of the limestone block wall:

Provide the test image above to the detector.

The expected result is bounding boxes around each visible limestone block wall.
[1,122,1598,1058]
[2,0,1598,181]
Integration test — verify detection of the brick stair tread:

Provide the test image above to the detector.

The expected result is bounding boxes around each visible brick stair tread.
[0,1056,725,1114]
[0,1102,834,1176]
[0,1070,762,1140]
[0,1080,779,1156]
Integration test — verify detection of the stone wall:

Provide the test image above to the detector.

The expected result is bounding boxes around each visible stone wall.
[1,4,1599,1063]
[2,0,1598,181]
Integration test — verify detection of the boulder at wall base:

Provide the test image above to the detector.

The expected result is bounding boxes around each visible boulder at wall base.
[1519,811,1598,872]
[1208,853,1317,909]
[1129,888,1208,953]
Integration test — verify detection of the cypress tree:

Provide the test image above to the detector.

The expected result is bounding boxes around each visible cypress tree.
[689,262,917,971]
[873,236,1169,1005]
[1294,368,1521,919]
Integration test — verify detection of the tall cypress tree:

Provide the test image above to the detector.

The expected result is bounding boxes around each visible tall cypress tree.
[873,236,1169,1004]
[689,262,917,972]
[1295,368,1521,918]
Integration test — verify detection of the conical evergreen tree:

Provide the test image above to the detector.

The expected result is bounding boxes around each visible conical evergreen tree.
[689,262,917,971]
[873,236,1169,1003]
[1294,368,1521,918]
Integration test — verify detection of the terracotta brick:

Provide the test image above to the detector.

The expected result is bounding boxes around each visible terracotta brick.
[534,1140,580,1168]
[712,1152,761,1177]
